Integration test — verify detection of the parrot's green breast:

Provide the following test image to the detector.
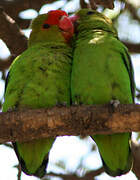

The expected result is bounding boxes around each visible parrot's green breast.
[3,42,72,177]
[3,42,72,111]
[72,33,133,105]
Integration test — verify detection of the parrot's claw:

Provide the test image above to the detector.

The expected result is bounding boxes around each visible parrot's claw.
[56,102,67,107]
[7,107,17,112]
[72,101,78,105]
[110,99,120,108]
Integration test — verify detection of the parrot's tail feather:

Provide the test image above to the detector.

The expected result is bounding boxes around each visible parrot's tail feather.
[92,133,133,177]
[12,138,55,178]
[101,147,133,177]
[32,155,48,178]
[13,142,48,178]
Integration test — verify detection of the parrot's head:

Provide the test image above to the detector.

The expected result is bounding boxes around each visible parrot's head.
[28,10,74,46]
[70,9,117,36]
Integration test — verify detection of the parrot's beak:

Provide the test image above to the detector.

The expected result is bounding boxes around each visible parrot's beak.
[69,15,79,24]
[69,15,79,32]
[59,15,74,41]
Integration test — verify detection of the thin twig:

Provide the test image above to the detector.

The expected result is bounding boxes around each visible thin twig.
[17,164,22,180]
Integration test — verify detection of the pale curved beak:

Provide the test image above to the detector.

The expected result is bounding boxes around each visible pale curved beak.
[69,15,79,24]
[59,15,74,41]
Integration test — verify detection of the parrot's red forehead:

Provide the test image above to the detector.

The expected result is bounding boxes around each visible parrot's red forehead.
[44,10,68,25]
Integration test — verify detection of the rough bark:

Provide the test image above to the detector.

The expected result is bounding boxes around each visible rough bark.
[0,56,15,71]
[93,0,114,9]
[0,0,56,29]
[0,8,27,56]
[132,141,140,179]
[123,42,140,54]
[80,0,114,9]
[0,104,139,143]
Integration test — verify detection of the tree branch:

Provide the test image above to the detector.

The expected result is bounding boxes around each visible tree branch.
[0,55,15,71]
[125,2,140,22]
[80,0,88,9]
[80,0,114,9]
[0,104,140,143]
[122,41,140,54]
[0,8,27,56]
[0,0,55,29]
[89,0,97,10]
[92,0,114,9]
[132,141,140,179]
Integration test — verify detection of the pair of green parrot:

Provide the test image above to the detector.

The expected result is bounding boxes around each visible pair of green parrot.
[2,9,135,178]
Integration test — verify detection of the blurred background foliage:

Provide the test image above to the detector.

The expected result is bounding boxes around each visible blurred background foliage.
[0,0,140,180]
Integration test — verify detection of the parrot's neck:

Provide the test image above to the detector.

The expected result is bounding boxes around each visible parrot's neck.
[92,29,117,38]
[77,20,117,38]
[76,29,112,41]
[27,41,71,53]
[28,28,67,47]
[76,24,118,43]
[75,28,119,50]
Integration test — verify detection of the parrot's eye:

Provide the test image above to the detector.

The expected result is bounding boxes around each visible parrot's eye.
[42,24,50,29]
[87,11,94,15]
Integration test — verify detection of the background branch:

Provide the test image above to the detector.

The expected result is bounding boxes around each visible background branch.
[93,0,114,9]
[80,0,88,9]
[0,8,27,56]
[0,55,15,71]
[0,0,55,29]
[45,167,104,180]
[132,141,140,179]
[80,0,114,9]
[125,2,140,22]
[123,42,140,54]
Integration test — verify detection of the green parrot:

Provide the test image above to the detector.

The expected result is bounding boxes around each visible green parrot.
[71,9,135,177]
[2,10,74,178]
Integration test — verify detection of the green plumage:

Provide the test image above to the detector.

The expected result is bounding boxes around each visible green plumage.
[2,14,72,177]
[71,9,135,177]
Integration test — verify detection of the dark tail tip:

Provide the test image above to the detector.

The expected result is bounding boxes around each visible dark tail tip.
[13,142,48,178]
[21,155,48,178]
[101,149,133,177]
[102,159,131,177]
[33,156,48,178]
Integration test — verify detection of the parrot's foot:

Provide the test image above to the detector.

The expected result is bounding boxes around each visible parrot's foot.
[72,101,83,105]
[7,107,18,112]
[72,95,82,105]
[72,101,78,105]
[110,99,120,108]
[56,102,67,107]
[109,99,120,113]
